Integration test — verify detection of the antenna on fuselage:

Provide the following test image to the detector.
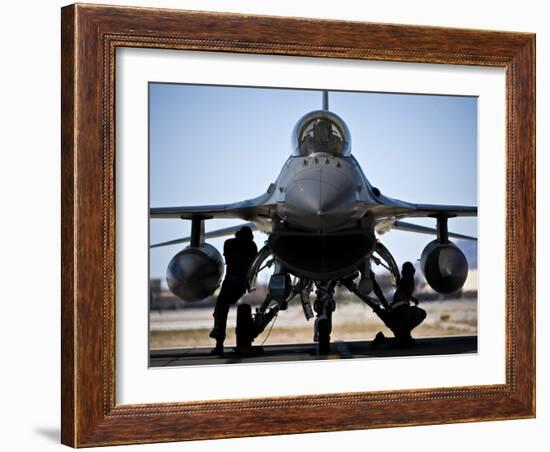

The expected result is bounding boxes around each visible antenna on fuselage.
[322,90,329,111]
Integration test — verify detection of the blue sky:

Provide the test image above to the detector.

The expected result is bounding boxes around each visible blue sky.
[149,83,477,282]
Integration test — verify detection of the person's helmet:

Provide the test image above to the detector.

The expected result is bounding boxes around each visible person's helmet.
[236,226,253,241]
[402,261,416,275]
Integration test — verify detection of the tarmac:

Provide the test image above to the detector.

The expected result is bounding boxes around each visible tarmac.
[149,335,477,367]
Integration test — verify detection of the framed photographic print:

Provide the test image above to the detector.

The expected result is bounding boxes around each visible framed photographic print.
[61,3,535,447]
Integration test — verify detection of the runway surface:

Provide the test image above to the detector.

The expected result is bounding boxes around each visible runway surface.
[149,335,477,367]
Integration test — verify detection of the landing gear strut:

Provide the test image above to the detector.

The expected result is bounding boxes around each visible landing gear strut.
[313,282,336,355]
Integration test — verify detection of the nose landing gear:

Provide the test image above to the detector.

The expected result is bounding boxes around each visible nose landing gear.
[238,241,407,357]
[313,282,336,355]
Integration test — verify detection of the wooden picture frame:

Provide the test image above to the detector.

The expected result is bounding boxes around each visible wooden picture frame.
[61,3,535,447]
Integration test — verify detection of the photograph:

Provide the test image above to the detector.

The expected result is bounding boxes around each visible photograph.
[148,83,479,367]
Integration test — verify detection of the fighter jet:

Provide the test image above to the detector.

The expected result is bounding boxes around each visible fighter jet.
[150,91,477,354]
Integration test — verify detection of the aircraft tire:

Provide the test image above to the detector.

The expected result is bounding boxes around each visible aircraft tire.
[317,318,331,355]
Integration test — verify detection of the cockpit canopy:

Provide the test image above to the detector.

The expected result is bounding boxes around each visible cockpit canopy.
[292,110,351,157]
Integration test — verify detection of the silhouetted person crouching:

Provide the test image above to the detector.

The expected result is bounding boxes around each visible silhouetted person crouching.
[209,226,257,355]
[387,262,426,343]
[374,262,427,346]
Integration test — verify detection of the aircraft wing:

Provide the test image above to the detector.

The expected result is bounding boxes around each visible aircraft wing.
[372,193,477,219]
[405,203,477,217]
[150,191,274,220]
[392,220,477,241]
[372,194,477,236]
[151,222,257,248]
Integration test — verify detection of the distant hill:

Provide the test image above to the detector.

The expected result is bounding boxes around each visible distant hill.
[456,239,478,269]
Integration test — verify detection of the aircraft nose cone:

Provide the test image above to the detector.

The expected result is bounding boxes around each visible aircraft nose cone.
[288,179,353,215]
[281,165,359,230]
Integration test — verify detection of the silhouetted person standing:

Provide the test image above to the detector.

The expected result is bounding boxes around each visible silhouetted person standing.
[209,226,257,355]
